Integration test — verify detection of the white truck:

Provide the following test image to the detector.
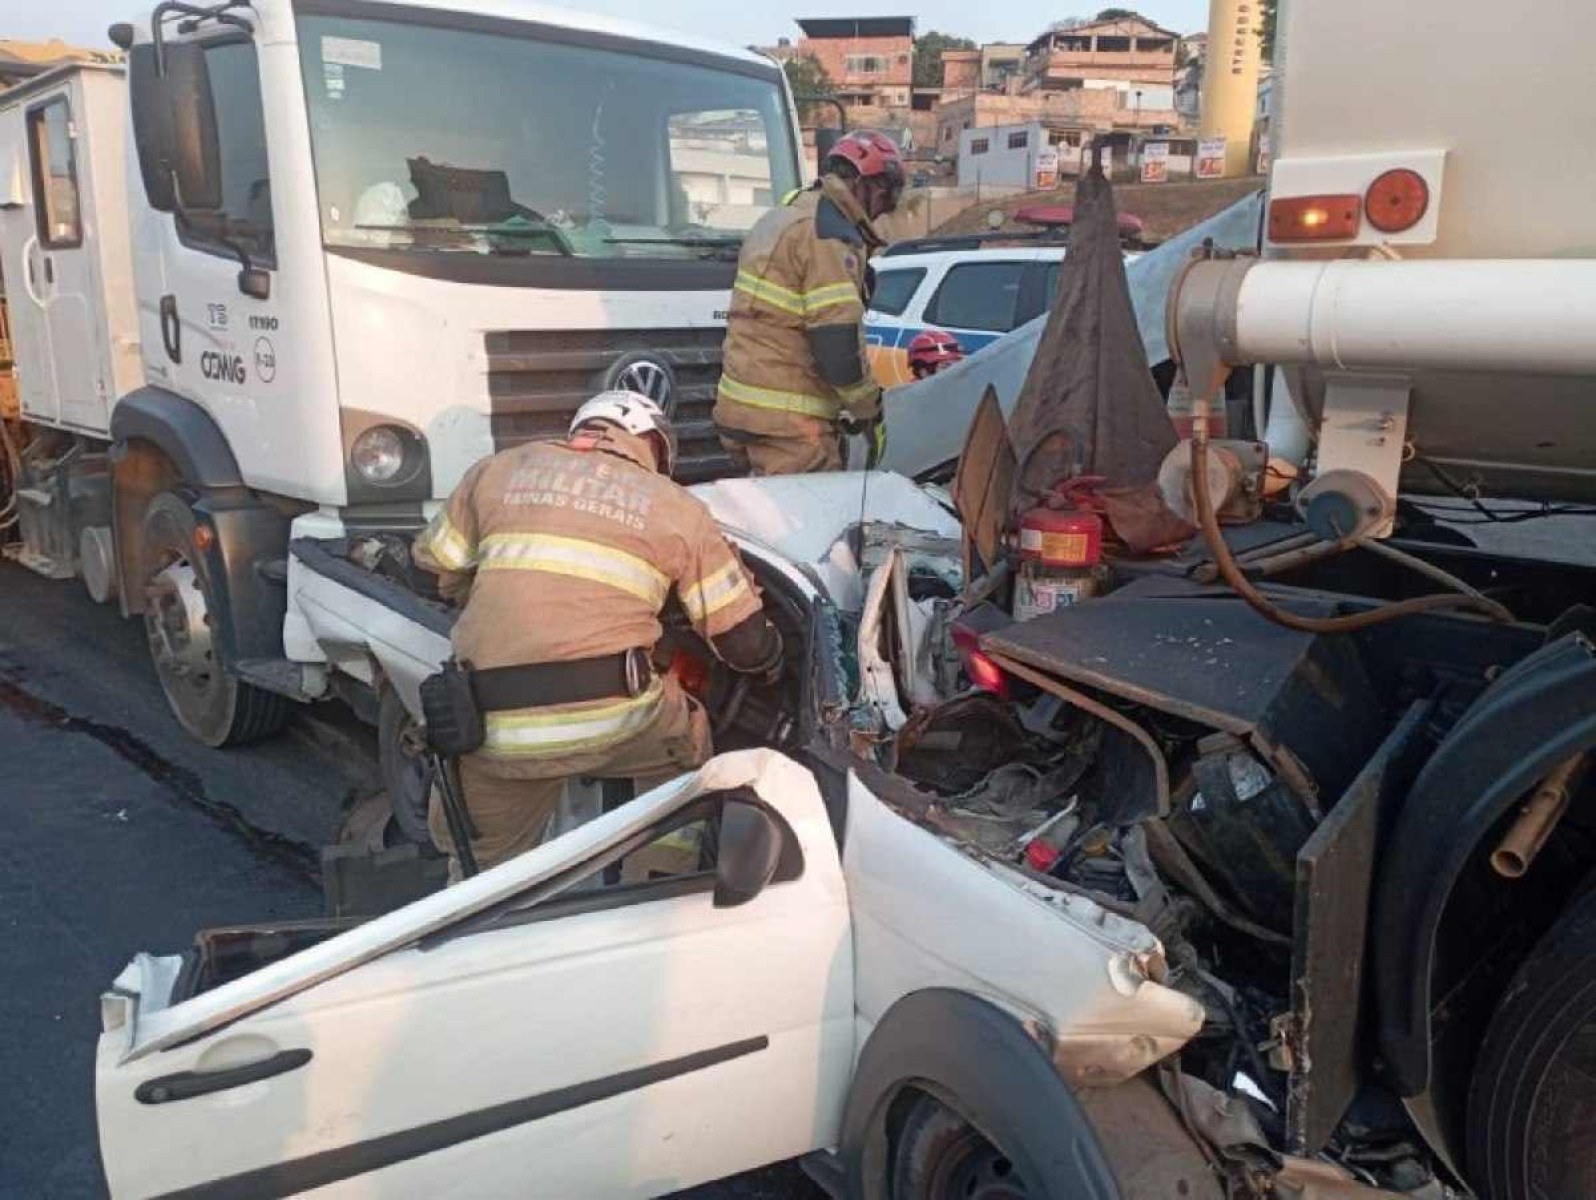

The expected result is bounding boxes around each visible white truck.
[0,0,803,746]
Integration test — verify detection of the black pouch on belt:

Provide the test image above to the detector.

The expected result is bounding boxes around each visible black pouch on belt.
[420,660,485,756]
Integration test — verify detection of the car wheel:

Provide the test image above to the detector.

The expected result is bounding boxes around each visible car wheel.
[1467,886,1596,1198]
[378,685,435,846]
[891,1093,1030,1200]
[141,491,290,747]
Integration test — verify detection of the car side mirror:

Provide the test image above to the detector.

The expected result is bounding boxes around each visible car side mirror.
[164,42,223,212]
[713,796,783,908]
[128,44,176,213]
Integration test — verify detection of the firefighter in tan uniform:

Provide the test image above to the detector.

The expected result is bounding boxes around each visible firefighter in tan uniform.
[412,391,783,874]
[713,130,906,475]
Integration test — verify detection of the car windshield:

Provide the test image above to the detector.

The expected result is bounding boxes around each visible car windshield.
[296,14,799,262]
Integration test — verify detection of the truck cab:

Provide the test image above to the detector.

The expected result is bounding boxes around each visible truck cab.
[0,0,806,747]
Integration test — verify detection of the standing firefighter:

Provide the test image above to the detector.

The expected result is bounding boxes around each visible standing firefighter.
[412,391,783,875]
[713,130,905,475]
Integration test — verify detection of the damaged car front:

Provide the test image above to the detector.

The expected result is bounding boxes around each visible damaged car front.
[94,467,1228,1199]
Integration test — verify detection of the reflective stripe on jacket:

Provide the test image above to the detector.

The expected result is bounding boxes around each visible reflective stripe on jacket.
[715,176,883,433]
[483,680,664,758]
[412,430,765,762]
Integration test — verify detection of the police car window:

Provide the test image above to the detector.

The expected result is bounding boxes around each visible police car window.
[868,268,925,316]
[1043,261,1063,305]
[1014,260,1064,327]
[926,262,1025,332]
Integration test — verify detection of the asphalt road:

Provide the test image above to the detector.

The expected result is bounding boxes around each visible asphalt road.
[0,560,817,1200]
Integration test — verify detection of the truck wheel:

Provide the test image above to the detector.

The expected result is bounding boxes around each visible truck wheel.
[378,686,435,846]
[1467,886,1596,1199]
[141,491,290,747]
[892,1093,1029,1200]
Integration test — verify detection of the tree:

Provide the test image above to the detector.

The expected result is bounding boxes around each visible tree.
[912,31,977,88]
[1095,7,1143,20]
[783,55,837,124]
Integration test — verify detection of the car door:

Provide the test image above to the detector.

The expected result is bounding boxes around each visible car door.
[24,86,110,431]
[0,148,57,425]
[920,258,1028,358]
[135,32,346,502]
[96,751,854,1199]
[1014,257,1065,328]
[17,86,101,428]
[864,264,929,386]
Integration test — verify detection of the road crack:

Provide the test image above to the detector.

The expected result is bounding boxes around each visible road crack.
[0,672,321,883]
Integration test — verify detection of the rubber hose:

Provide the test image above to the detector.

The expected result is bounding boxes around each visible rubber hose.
[1188,379,1511,633]
[1355,533,1514,623]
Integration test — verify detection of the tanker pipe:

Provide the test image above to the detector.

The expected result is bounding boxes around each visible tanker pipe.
[1170,257,1596,379]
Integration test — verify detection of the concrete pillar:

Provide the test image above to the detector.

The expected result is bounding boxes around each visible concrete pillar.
[1198,0,1262,176]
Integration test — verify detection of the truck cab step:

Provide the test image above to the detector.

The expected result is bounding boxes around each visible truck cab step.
[232,658,324,702]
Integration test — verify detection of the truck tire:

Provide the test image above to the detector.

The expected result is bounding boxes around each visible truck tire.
[378,685,435,846]
[892,1092,1029,1200]
[141,491,290,747]
[1467,885,1596,1199]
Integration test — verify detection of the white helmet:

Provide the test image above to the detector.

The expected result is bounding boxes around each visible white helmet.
[568,390,677,475]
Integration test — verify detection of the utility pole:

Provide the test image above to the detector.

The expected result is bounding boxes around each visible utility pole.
[1198,0,1262,176]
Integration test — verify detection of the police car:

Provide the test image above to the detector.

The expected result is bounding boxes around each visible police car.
[865,244,1069,387]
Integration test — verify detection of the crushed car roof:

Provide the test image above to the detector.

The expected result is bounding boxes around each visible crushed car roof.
[692,472,960,610]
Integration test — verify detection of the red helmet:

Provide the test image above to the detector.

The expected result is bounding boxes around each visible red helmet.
[907,329,965,376]
[826,130,906,189]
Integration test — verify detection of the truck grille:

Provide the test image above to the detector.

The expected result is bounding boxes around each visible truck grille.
[484,327,739,483]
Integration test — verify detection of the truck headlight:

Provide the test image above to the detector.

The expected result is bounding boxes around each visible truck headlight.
[351,426,407,484]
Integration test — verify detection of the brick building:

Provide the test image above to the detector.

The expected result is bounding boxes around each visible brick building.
[940,43,1031,99]
[941,49,980,95]
[795,16,916,119]
[1020,15,1178,127]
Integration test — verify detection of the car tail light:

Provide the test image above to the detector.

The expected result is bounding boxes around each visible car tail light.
[1024,838,1062,872]
[964,650,1009,696]
[950,621,1009,697]
[1268,194,1361,242]
[1364,168,1429,234]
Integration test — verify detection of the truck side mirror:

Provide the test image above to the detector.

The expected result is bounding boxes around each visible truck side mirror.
[712,795,783,908]
[128,45,176,213]
[238,267,271,300]
[814,127,841,165]
[164,42,223,212]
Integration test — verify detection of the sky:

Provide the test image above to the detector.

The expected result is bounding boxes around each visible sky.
[13,0,1214,54]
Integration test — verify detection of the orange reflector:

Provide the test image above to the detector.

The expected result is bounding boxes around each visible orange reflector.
[1268,194,1361,242]
[1364,168,1429,234]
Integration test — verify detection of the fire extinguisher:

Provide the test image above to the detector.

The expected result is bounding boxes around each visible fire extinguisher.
[1013,477,1106,621]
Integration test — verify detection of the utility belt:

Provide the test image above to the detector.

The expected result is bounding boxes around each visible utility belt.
[420,648,653,757]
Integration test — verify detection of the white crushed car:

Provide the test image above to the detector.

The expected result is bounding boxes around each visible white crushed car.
[95,473,1212,1199]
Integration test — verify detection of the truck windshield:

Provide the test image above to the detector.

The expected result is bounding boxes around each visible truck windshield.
[295,13,799,264]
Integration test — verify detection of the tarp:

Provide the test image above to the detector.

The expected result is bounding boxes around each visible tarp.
[878,190,1264,480]
[1005,167,1178,513]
